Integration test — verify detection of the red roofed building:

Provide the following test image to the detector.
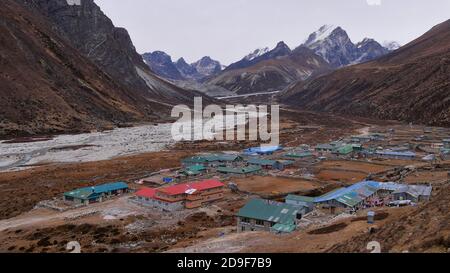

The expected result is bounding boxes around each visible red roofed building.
[134,180,225,211]
[135,188,157,199]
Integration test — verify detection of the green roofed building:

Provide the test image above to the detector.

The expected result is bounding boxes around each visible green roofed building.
[217,165,262,175]
[335,144,354,155]
[271,223,297,233]
[63,182,129,205]
[236,199,299,233]
[182,154,242,166]
[180,165,207,176]
[285,195,315,213]
[274,160,295,171]
[315,144,335,152]
[246,158,277,168]
[351,144,363,151]
[284,151,313,159]
[351,135,372,143]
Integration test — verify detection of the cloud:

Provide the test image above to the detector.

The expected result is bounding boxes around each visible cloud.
[366,0,382,6]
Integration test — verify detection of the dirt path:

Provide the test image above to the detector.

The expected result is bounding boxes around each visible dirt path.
[0,197,133,232]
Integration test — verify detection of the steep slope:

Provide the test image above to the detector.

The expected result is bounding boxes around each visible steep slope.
[0,0,211,137]
[354,38,390,64]
[19,0,204,103]
[0,0,162,137]
[328,183,450,253]
[175,58,202,80]
[304,25,390,68]
[142,51,184,80]
[206,45,331,94]
[281,20,450,126]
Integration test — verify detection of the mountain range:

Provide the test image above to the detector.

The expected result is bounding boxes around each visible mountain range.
[1,0,448,136]
[303,24,390,68]
[205,25,394,94]
[144,25,396,95]
[0,0,209,137]
[281,19,450,126]
[206,44,332,94]
[142,52,223,81]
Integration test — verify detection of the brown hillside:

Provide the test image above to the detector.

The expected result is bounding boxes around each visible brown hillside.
[281,20,450,126]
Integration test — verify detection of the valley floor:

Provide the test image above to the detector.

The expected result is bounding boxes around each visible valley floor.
[0,109,448,253]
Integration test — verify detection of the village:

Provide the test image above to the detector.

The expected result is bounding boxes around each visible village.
[0,122,449,253]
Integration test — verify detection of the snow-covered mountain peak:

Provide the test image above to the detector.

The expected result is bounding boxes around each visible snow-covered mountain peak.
[383,41,402,51]
[357,38,375,48]
[244,47,270,61]
[304,24,338,46]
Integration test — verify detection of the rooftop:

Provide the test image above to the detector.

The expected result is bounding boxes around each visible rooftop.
[272,222,296,233]
[315,181,391,203]
[237,199,299,224]
[247,158,277,166]
[158,179,224,196]
[64,182,128,200]
[376,151,416,157]
[135,188,157,199]
[183,154,241,163]
[316,144,335,150]
[393,185,432,197]
[243,146,283,155]
[286,194,315,203]
[217,165,262,174]
[284,151,313,158]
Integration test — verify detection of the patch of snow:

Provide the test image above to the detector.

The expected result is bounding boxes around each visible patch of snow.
[66,0,81,6]
[383,41,401,51]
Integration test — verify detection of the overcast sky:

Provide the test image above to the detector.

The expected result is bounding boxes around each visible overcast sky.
[95,0,450,65]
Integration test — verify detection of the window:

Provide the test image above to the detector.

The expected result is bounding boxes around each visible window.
[241,217,250,223]
[256,220,265,226]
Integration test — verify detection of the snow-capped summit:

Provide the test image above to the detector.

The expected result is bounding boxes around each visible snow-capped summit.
[225,41,291,71]
[303,25,390,67]
[354,38,390,64]
[383,41,402,51]
[357,38,375,48]
[191,56,223,77]
[303,25,355,67]
[244,47,270,61]
[304,24,337,46]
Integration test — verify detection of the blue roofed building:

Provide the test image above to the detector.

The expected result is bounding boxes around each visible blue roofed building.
[393,185,433,203]
[289,181,420,210]
[375,151,416,160]
[243,146,283,155]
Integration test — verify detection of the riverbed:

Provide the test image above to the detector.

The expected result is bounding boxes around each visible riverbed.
[0,123,175,172]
